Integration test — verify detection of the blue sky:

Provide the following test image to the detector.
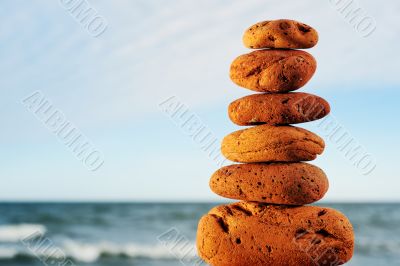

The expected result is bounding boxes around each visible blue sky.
[1,0,399,201]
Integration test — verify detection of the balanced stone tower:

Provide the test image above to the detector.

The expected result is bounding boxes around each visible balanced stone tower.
[197,19,354,265]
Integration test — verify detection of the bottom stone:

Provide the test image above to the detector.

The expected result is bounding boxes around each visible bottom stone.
[197,202,354,266]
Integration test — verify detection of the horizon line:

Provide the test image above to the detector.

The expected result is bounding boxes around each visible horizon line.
[0,199,399,204]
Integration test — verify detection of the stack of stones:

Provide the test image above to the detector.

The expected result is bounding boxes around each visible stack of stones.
[197,19,354,266]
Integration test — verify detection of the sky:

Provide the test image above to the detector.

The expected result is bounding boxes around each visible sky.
[0,0,399,202]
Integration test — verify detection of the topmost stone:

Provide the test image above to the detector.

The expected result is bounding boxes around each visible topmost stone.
[243,19,318,49]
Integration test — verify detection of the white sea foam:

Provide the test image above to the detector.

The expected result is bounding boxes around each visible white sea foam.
[0,222,198,263]
[0,224,46,243]
[0,247,18,259]
[0,238,199,263]
[61,240,198,262]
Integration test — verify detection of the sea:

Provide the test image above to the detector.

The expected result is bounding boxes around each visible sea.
[0,203,398,266]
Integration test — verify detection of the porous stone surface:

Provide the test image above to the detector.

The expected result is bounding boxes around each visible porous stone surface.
[221,124,324,163]
[230,49,316,92]
[210,162,328,205]
[243,19,318,49]
[197,202,354,266]
[228,92,330,126]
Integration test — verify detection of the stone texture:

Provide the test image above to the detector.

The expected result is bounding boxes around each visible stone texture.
[243,19,318,49]
[197,202,354,266]
[221,124,324,163]
[210,162,328,205]
[228,92,330,126]
[230,49,316,92]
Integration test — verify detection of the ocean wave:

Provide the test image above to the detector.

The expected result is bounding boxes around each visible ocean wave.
[63,240,198,262]
[0,247,18,259]
[0,224,46,243]
[0,239,199,263]
[357,237,400,255]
